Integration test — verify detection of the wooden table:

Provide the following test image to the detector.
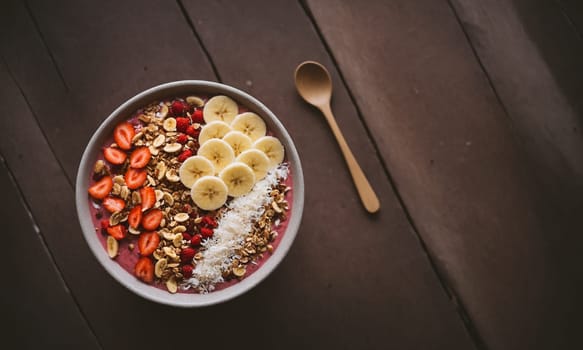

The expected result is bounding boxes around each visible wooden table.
[1,0,582,349]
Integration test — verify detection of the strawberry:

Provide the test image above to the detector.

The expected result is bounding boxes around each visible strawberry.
[134,257,154,283]
[103,147,127,165]
[191,109,204,124]
[171,100,187,116]
[190,233,202,246]
[140,187,156,210]
[88,176,113,200]
[185,125,199,137]
[128,206,142,229]
[129,147,151,168]
[182,264,193,279]
[180,247,196,264]
[200,227,214,238]
[113,122,135,150]
[138,231,160,256]
[102,196,126,213]
[176,117,190,132]
[177,149,193,162]
[106,224,126,240]
[141,209,163,231]
[176,133,188,144]
[100,219,110,229]
[125,168,147,189]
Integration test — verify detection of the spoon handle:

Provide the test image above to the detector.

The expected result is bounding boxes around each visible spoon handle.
[320,104,380,213]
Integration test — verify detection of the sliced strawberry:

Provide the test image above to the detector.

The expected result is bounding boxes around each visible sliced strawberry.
[128,206,142,229]
[102,196,126,213]
[138,231,160,256]
[106,224,127,240]
[103,147,127,165]
[129,147,151,168]
[191,109,204,124]
[88,176,113,200]
[125,168,147,189]
[114,122,135,150]
[142,209,163,231]
[140,187,156,210]
[134,257,154,283]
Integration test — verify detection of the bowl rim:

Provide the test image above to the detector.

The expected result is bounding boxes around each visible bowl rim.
[75,80,304,307]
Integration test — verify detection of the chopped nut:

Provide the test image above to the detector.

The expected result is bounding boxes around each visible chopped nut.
[132,131,144,144]
[163,192,174,206]
[155,189,164,202]
[128,243,135,251]
[111,183,121,196]
[128,226,141,235]
[94,160,105,174]
[119,186,130,200]
[112,175,125,186]
[163,246,177,259]
[138,114,151,123]
[149,145,159,156]
[155,162,167,180]
[131,191,141,205]
[158,104,169,119]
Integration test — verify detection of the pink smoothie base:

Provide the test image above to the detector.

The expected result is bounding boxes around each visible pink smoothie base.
[88,98,294,294]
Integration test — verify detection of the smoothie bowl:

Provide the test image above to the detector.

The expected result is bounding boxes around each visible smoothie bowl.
[76,81,304,307]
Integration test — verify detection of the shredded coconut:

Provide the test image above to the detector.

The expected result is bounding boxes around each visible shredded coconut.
[185,163,289,291]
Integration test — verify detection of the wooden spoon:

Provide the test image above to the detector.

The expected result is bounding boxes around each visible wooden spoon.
[294,61,380,213]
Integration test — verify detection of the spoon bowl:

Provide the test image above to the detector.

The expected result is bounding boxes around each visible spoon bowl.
[294,61,333,107]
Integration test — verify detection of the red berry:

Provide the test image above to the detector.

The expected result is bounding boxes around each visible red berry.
[190,234,202,246]
[182,264,193,279]
[180,247,196,264]
[200,227,214,238]
[192,109,204,123]
[182,204,192,213]
[182,232,192,241]
[171,100,187,116]
[100,219,110,229]
[202,216,217,228]
[185,125,198,137]
[176,133,188,144]
[177,149,193,162]
[176,117,190,132]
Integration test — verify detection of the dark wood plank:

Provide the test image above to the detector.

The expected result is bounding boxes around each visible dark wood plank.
[181,1,476,349]
[0,1,476,350]
[306,0,583,349]
[0,67,100,350]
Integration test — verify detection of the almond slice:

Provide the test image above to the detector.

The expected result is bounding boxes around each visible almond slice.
[174,213,189,223]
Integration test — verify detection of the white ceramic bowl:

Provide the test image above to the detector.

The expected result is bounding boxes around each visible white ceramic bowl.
[76,81,304,307]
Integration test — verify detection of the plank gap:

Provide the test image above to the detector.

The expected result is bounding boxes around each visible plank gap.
[23,0,69,91]
[176,0,222,82]
[0,152,104,350]
[555,0,583,41]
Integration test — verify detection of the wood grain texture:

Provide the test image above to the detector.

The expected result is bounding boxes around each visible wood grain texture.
[181,0,474,349]
[306,0,583,349]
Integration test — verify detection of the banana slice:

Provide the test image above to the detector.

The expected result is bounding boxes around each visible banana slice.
[179,155,215,188]
[163,117,177,131]
[191,176,229,211]
[236,149,271,180]
[197,139,235,173]
[219,162,256,197]
[203,95,239,124]
[230,112,266,141]
[253,136,285,167]
[198,120,231,145]
[223,131,253,156]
